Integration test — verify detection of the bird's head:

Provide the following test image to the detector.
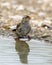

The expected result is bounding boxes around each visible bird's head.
[22,15,31,22]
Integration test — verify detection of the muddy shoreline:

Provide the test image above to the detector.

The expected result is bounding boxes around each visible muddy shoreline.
[0,25,52,43]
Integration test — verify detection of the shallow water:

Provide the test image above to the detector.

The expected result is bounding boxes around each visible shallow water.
[0,36,52,65]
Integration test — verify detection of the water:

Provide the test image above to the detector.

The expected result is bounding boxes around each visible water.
[0,36,52,65]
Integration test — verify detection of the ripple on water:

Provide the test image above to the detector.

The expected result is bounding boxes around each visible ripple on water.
[0,36,52,65]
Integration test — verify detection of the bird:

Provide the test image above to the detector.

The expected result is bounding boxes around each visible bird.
[15,15,31,39]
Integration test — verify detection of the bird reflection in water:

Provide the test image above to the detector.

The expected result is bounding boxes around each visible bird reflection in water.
[15,39,30,64]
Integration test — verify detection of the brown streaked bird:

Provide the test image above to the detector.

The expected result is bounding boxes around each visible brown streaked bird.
[16,15,31,39]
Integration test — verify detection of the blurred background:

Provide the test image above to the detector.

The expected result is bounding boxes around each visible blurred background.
[0,0,52,27]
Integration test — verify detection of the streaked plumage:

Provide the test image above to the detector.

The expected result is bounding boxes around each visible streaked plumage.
[16,15,31,38]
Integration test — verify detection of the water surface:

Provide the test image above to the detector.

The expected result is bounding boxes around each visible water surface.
[0,36,52,65]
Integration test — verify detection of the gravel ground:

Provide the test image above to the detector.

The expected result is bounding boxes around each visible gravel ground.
[0,0,52,43]
[0,26,52,43]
